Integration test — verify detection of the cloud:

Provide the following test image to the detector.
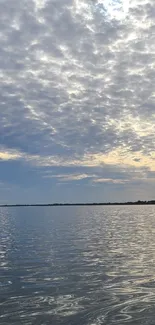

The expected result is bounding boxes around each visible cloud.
[0,148,22,161]
[43,173,96,181]
[93,178,129,184]
[1,0,155,200]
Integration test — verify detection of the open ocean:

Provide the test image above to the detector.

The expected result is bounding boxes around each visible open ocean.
[0,205,155,324]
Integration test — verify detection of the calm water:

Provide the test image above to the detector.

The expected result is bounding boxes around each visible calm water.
[1,206,155,324]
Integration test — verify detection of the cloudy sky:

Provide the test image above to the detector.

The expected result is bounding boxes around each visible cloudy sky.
[1,0,155,203]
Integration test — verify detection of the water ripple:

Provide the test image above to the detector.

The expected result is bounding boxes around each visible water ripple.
[1,206,155,324]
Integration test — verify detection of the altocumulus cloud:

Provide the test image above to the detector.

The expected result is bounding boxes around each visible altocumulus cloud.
[1,0,155,202]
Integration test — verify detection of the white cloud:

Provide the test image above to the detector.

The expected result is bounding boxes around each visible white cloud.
[93,178,129,184]
[43,173,96,181]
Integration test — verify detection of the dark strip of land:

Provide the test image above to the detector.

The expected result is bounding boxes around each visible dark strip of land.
[0,200,155,207]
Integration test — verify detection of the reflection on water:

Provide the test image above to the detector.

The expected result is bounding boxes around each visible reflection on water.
[1,206,155,324]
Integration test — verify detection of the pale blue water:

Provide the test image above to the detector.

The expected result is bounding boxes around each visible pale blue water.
[0,205,155,324]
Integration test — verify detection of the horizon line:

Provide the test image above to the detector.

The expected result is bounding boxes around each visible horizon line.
[0,200,155,207]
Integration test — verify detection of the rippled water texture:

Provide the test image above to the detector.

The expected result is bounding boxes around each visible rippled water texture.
[1,206,155,324]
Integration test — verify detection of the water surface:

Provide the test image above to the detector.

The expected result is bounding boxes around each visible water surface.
[0,205,155,324]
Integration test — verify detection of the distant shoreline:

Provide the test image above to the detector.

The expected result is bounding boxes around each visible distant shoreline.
[0,201,155,207]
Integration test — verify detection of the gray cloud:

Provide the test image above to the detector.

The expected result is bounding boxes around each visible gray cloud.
[1,0,155,192]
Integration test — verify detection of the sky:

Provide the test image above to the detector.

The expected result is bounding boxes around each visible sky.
[1,0,155,203]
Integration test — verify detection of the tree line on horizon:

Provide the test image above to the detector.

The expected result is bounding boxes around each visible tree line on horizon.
[1,200,155,207]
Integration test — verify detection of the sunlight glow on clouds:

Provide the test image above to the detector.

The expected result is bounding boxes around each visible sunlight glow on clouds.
[0,150,22,161]
[1,0,155,202]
